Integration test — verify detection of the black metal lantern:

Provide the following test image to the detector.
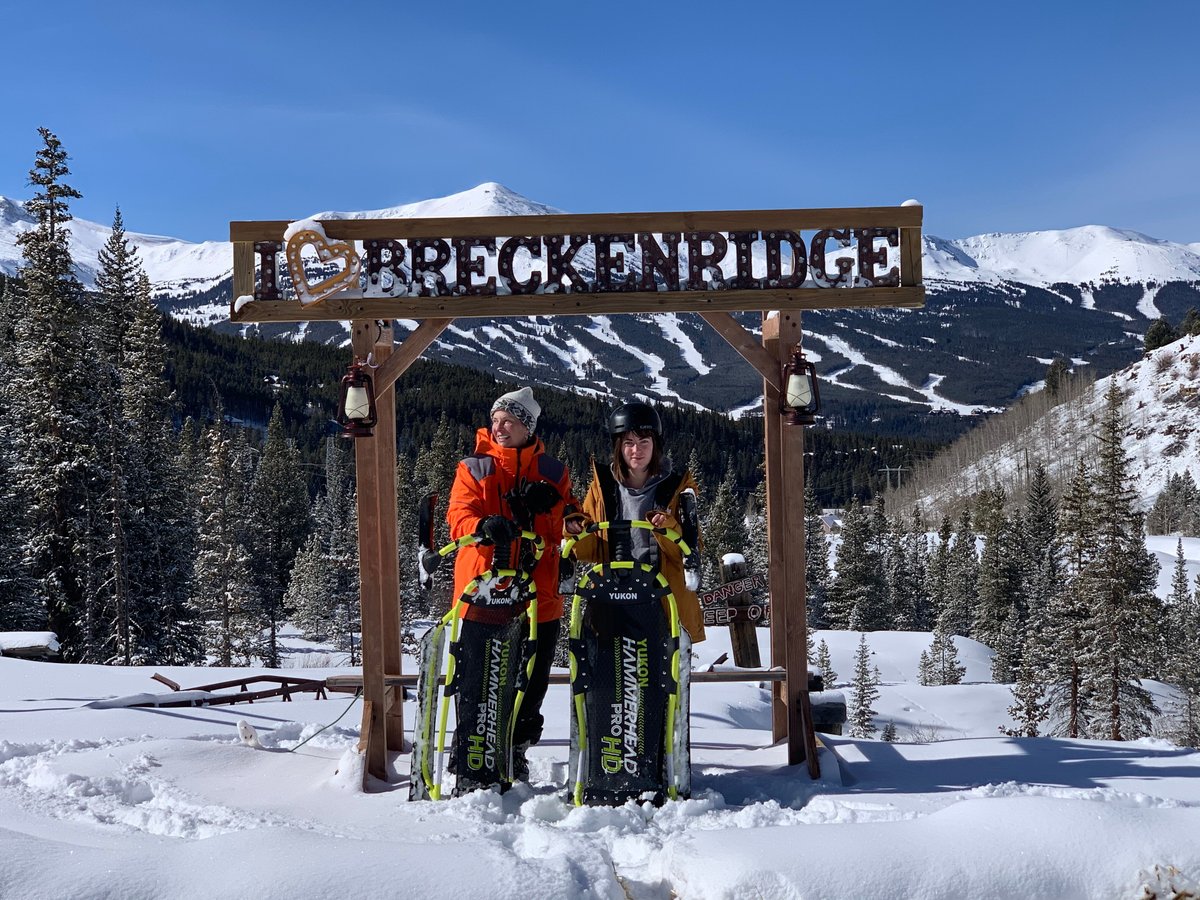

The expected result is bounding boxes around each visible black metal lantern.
[781,343,820,426]
[336,360,378,438]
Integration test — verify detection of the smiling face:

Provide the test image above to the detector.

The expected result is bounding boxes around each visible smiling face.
[490,409,530,448]
[620,433,655,481]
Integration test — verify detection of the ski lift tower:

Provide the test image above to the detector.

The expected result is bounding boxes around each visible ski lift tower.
[229,204,924,786]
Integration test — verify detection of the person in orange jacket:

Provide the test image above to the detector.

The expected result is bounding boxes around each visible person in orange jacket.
[446,386,575,780]
[569,401,706,643]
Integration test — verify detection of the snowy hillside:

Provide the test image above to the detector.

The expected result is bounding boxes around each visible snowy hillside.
[905,332,1200,511]
[2,620,1197,899]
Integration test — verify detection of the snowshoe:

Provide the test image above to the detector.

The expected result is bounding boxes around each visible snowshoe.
[562,519,693,806]
[408,529,543,801]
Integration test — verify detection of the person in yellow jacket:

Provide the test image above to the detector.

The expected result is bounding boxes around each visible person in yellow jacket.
[568,401,706,643]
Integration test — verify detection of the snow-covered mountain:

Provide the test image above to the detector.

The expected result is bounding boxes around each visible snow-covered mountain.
[3,184,1199,430]
[923,225,1200,287]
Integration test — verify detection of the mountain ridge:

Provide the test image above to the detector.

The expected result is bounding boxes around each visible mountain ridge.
[3,183,1197,292]
[3,184,1198,431]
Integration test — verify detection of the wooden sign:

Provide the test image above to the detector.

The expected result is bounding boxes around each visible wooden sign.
[702,603,770,627]
[229,205,923,321]
[698,572,767,608]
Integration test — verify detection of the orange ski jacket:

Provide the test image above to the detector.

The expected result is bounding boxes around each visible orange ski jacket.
[448,427,573,623]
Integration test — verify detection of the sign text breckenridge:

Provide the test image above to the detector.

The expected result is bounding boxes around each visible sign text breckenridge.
[252,227,901,302]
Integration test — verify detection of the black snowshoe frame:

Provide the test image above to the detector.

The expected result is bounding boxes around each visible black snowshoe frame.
[562,519,693,806]
[409,528,544,801]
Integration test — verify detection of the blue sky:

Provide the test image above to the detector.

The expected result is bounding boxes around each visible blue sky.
[3,0,1197,244]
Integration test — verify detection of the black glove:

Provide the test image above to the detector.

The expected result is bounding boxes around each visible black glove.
[521,481,561,516]
[478,515,518,546]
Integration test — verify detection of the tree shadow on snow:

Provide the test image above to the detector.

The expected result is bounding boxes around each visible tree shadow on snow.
[824,735,1199,794]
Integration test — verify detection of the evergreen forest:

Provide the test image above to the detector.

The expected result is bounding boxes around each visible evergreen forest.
[3,129,1197,748]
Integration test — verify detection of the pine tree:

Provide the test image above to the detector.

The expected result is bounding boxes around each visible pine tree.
[1144,317,1179,353]
[288,438,359,658]
[245,403,311,667]
[1022,463,1061,629]
[816,638,837,685]
[703,462,743,574]
[1083,382,1161,740]
[1004,653,1050,738]
[974,492,1021,656]
[925,515,953,626]
[395,450,426,646]
[803,479,830,628]
[919,623,965,686]
[0,269,42,629]
[193,412,258,665]
[881,720,898,742]
[1038,459,1100,738]
[825,503,886,630]
[1163,545,1200,746]
[941,511,978,639]
[6,128,99,659]
[848,633,879,738]
[412,413,464,617]
[888,509,930,631]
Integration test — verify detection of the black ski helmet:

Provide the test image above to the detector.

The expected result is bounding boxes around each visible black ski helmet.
[608,401,661,436]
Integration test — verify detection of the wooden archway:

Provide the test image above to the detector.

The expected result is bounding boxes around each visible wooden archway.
[229,205,924,785]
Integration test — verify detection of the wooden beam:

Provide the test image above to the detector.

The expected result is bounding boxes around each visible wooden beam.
[229,286,925,323]
[325,669,791,691]
[352,322,390,785]
[900,224,923,288]
[762,314,789,744]
[774,311,816,773]
[233,242,254,299]
[367,318,453,395]
[230,204,925,243]
[699,312,781,388]
[369,323,405,754]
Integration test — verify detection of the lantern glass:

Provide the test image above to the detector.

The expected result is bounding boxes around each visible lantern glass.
[344,385,371,421]
[786,370,813,409]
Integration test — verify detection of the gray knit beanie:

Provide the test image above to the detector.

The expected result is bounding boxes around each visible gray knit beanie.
[491,386,540,434]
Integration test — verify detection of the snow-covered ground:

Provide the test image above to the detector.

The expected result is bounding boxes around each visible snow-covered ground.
[3,600,1199,899]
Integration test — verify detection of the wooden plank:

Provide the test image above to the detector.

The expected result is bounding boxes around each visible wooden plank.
[798,690,821,778]
[370,318,453,395]
[352,322,389,784]
[761,314,789,743]
[230,205,925,242]
[776,311,812,768]
[371,323,405,753]
[718,557,761,668]
[232,242,254,313]
[698,312,780,387]
[229,286,926,323]
[357,699,374,753]
[324,669,790,692]
[900,226,923,288]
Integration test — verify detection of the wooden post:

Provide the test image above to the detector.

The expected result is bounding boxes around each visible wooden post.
[370,323,405,753]
[352,321,390,784]
[719,557,761,668]
[762,314,789,743]
[763,312,816,771]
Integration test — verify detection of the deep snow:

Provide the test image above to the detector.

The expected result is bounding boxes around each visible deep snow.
[3,603,1199,899]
